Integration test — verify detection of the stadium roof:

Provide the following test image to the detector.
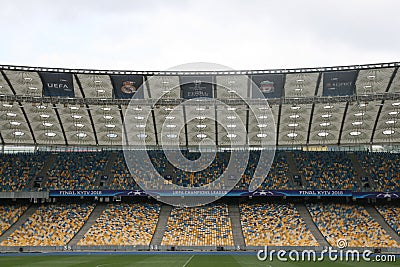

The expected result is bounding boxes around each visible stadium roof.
[0,62,400,147]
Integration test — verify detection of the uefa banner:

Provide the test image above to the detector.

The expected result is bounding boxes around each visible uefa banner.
[251,74,284,98]
[50,189,400,198]
[323,70,357,96]
[180,75,213,99]
[39,72,74,97]
[110,75,144,99]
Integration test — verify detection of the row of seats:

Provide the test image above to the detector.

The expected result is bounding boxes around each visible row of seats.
[45,152,108,190]
[0,204,28,235]
[78,203,160,246]
[0,151,400,191]
[1,203,400,247]
[162,203,234,246]
[359,152,400,191]
[240,203,318,246]
[1,203,94,246]
[307,203,398,247]
[294,151,359,190]
[0,152,48,191]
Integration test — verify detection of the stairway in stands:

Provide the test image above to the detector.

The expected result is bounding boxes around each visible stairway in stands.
[228,203,246,249]
[0,204,37,243]
[364,205,400,244]
[285,151,306,189]
[294,203,329,247]
[348,153,376,190]
[150,204,172,248]
[100,152,119,188]
[68,203,107,246]
[28,153,58,190]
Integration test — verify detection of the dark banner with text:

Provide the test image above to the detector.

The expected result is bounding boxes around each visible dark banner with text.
[180,76,213,99]
[323,71,357,96]
[111,75,144,99]
[39,72,74,97]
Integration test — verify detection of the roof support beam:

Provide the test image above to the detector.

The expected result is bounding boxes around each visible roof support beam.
[183,105,189,147]
[53,104,68,146]
[370,67,399,144]
[1,70,36,144]
[0,132,4,146]
[151,110,159,146]
[119,105,129,146]
[338,71,359,145]
[275,75,286,146]
[1,61,399,76]
[2,93,400,106]
[306,72,322,145]
[74,74,98,145]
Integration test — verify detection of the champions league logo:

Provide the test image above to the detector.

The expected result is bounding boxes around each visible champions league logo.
[376,192,399,198]
[259,80,275,94]
[121,81,137,94]
[186,79,210,98]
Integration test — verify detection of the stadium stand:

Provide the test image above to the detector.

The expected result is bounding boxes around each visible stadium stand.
[77,203,160,246]
[293,151,359,190]
[0,153,48,191]
[1,203,94,246]
[306,203,399,247]
[161,203,234,246]
[0,204,28,236]
[376,205,400,236]
[1,151,400,191]
[45,152,108,190]
[239,203,318,246]
[105,153,140,190]
[234,151,290,190]
[359,152,400,191]
[149,150,229,189]
[261,152,291,189]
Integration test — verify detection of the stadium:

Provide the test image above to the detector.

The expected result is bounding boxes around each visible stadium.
[0,61,400,267]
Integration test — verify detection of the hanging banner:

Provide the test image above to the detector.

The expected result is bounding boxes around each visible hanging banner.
[111,75,144,99]
[180,75,213,99]
[323,70,357,96]
[40,72,74,97]
[251,74,284,98]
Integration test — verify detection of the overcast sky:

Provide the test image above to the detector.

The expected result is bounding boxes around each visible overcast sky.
[0,0,399,71]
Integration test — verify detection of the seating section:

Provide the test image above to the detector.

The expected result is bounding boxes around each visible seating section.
[358,152,400,191]
[1,203,94,246]
[45,152,108,190]
[240,203,318,246]
[0,153,48,191]
[105,154,141,190]
[118,150,289,191]
[294,151,358,190]
[162,203,234,246]
[78,203,160,246]
[149,151,229,189]
[237,151,290,190]
[376,205,400,235]
[0,204,28,236]
[1,150,400,191]
[307,203,398,247]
